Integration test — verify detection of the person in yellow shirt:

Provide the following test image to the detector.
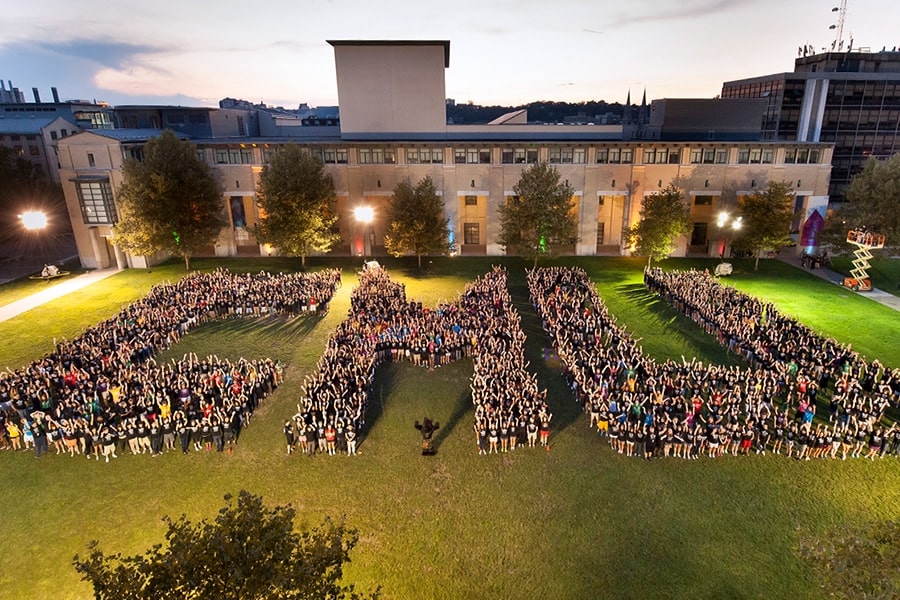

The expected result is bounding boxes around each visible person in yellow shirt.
[6,421,21,451]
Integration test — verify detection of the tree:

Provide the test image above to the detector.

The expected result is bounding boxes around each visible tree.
[838,153,900,251]
[732,180,795,270]
[624,184,693,267]
[252,145,340,267]
[73,490,378,600]
[798,520,900,600]
[383,176,452,267]
[497,161,578,267]
[113,130,224,270]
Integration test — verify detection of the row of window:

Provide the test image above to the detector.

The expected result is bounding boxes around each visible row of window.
[1,144,43,157]
[783,148,821,164]
[75,181,118,225]
[201,145,823,166]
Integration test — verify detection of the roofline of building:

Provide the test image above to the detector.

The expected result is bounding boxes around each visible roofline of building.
[326,40,450,68]
[112,105,220,111]
[723,71,900,86]
[188,135,832,147]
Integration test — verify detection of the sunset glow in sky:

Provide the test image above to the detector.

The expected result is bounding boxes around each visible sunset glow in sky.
[3,0,897,109]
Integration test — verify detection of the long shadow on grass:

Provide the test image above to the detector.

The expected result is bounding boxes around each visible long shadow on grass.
[616,283,681,319]
[506,269,583,435]
[359,360,399,449]
[155,314,324,364]
[615,282,746,368]
[430,385,473,452]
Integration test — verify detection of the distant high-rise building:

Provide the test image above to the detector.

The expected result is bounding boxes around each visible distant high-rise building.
[722,49,900,203]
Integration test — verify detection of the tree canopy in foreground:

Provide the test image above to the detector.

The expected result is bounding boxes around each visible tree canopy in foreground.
[113,130,225,270]
[798,520,900,600]
[73,490,378,600]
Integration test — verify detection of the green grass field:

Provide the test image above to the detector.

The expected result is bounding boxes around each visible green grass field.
[0,259,86,309]
[0,256,898,599]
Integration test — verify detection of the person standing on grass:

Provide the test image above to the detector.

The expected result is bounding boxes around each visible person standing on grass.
[865,428,884,460]
[32,417,48,458]
[211,416,225,453]
[294,418,307,455]
[6,420,21,451]
[526,418,539,448]
[176,417,190,454]
[346,425,357,456]
[539,413,552,448]
[306,423,318,456]
[284,420,295,455]
[477,420,488,455]
[324,420,337,456]
[488,420,499,454]
[149,419,162,456]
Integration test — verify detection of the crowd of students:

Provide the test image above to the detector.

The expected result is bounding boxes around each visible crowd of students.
[527,266,899,461]
[5,259,894,463]
[288,265,550,455]
[0,268,340,460]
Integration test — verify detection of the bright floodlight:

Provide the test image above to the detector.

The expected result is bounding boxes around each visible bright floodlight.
[716,211,729,228]
[732,217,743,230]
[20,211,48,230]
[354,206,374,224]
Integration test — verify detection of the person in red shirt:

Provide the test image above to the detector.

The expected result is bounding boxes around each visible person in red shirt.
[324,422,337,456]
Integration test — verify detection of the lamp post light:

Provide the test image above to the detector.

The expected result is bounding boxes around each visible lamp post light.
[353,206,374,262]
[716,211,742,258]
[19,210,48,231]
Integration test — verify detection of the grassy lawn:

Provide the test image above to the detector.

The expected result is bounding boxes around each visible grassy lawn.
[0,259,87,309]
[0,256,898,599]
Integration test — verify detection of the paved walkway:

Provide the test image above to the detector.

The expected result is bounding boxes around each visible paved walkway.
[778,255,900,312]
[0,268,120,323]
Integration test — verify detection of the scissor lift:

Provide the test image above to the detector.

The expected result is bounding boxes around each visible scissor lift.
[842,229,885,291]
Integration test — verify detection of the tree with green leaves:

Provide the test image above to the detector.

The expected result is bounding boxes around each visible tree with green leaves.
[798,520,900,600]
[113,130,224,270]
[732,180,795,270]
[836,153,900,252]
[497,161,578,267]
[73,490,379,600]
[383,176,452,268]
[624,184,693,267]
[252,145,340,267]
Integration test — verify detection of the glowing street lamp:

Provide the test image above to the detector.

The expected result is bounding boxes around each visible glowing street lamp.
[716,211,742,258]
[19,210,48,230]
[353,206,374,260]
[353,206,374,225]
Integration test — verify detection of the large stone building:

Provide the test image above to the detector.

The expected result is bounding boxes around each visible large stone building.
[722,48,900,203]
[57,40,833,269]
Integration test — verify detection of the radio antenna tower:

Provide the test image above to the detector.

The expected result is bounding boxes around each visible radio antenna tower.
[829,1,848,51]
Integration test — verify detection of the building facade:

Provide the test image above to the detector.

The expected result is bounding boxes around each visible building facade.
[57,41,833,269]
[722,49,900,202]
[1,84,115,182]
